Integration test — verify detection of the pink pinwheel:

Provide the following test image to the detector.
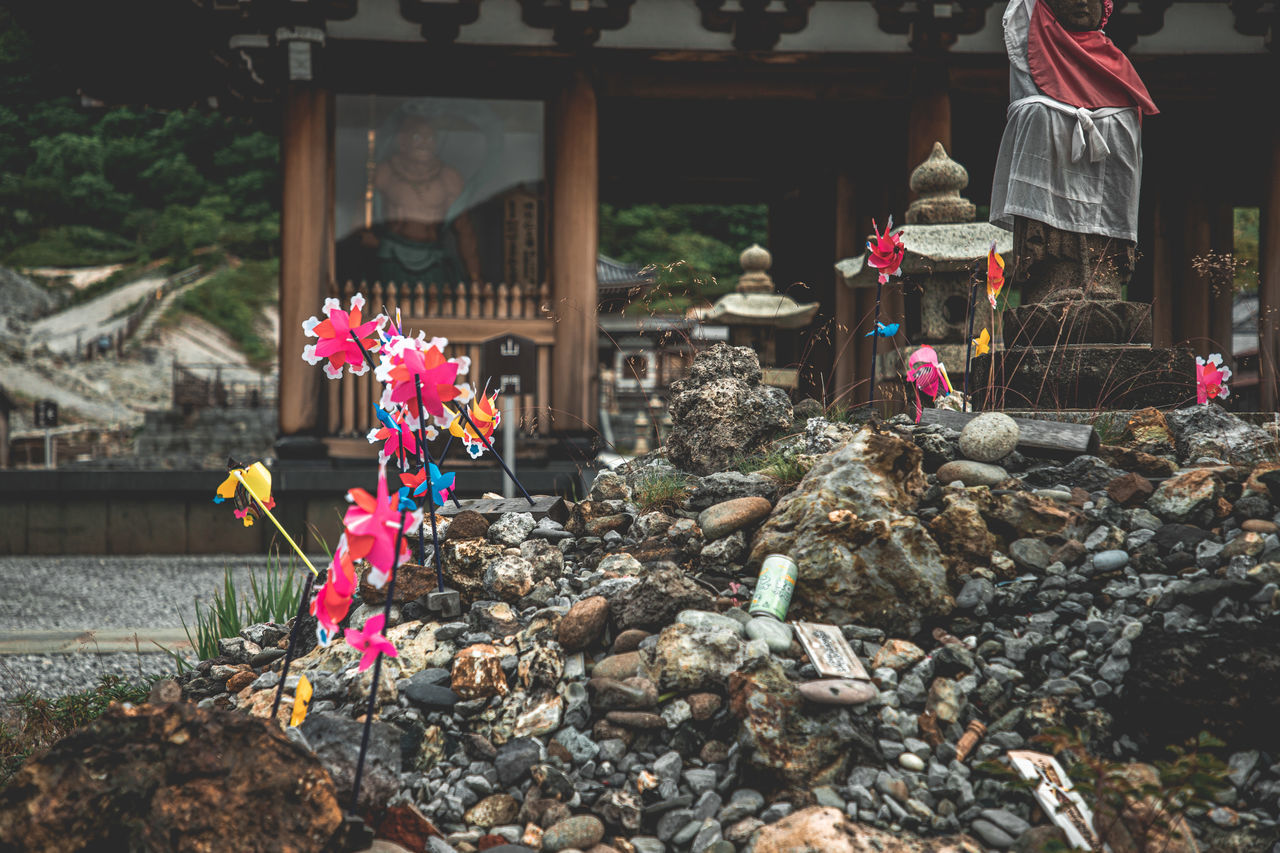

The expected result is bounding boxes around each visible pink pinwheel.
[367,407,418,469]
[866,217,906,285]
[377,336,470,426]
[311,543,357,645]
[302,293,387,380]
[342,466,420,588]
[345,612,398,672]
[907,345,954,423]
[1196,354,1231,404]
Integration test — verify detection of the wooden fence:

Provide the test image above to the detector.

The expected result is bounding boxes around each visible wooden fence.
[324,280,557,445]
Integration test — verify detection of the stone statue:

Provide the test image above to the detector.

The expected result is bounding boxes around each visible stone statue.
[990,0,1159,345]
[362,115,482,286]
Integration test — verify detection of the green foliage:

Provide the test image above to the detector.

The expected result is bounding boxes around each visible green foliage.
[177,260,280,369]
[632,471,694,513]
[737,446,811,486]
[178,549,306,663]
[599,203,768,313]
[1234,207,1260,294]
[0,12,280,265]
[0,674,156,790]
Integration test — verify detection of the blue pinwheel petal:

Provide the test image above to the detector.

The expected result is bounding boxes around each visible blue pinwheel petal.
[863,322,900,338]
[374,406,397,431]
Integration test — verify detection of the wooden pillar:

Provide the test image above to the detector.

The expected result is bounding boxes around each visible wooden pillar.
[907,62,952,197]
[278,84,332,437]
[551,69,599,431]
[833,170,859,402]
[1261,129,1280,411]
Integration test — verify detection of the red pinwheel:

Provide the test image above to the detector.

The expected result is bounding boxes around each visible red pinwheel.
[907,345,954,423]
[866,217,906,285]
[399,462,455,507]
[341,465,420,588]
[377,336,469,427]
[302,293,387,380]
[1196,354,1231,404]
[367,407,418,469]
[987,242,1006,309]
[345,612,398,672]
[311,543,357,646]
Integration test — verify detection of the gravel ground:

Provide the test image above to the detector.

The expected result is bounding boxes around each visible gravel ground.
[0,554,323,701]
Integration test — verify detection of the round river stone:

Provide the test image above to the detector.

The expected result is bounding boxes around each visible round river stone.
[959,412,1019,463]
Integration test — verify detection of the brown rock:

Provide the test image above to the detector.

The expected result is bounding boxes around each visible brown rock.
[477,834,509,850]
[1148,468,1223,525]
[753,807,981,853]
[929,492,998,571]
[1242,519,1279,534]
[604,710,666,729]
[590,651,651,682]
[566,501,632,538]
[687,692,722,720]
[465,793,520,828]
[1099,445,1178,478]
[592,720,634,746]
[557,596,609,651]
[697,497,773,540]
[547,740,573,765]
[0,700,341,852]
[1123,407,1175,453]
[873,639,926,671]
[1223,531,1265,559]
[1107,472,1154,506]
[700,740,730,763]
[225,670,257,694]
[1050,539,1087,567]
[542,815,606,852]
[611,629,650,654]
[451,644,510,700]
[445,510,490,541]
[376,802,440,851]
[1095,763,1201,853]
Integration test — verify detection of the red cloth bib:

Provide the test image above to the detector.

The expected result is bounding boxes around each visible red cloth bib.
[1028,0,1158,116]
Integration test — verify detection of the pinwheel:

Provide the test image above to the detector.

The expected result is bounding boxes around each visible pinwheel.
[213,460,275,527]
[302,293,387,380]
[986,242,1006,310]
[342,466,420,588]
[866,217,906,285]
[367,406,418,469]
[376,335,471,427]
[448,391,501,459]
[1196,354,1231,404]
[311,544,358,646]
[864,321,900,338]
[399,462,456,508]
[907,345,954,423]
[289,674,312,727]
[972,328,991,357]
[345,612,399,673]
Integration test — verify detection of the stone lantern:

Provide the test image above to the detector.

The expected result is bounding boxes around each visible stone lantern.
[705,244,819,389]
[836,142,1011,388]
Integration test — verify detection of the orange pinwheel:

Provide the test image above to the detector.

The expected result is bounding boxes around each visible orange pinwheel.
[986,242,1005,309]
[448,391,501,459]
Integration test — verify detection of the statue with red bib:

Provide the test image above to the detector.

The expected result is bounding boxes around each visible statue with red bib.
[991,0,1160,344]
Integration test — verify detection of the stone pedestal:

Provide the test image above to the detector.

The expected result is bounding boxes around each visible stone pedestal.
[969,344,1195,410]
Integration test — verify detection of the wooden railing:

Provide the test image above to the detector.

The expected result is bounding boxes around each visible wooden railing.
[325,280,557,447]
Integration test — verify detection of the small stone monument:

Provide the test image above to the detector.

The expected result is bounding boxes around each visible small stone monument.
[837,142,1011,392]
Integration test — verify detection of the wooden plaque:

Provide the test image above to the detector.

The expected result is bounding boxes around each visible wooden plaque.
[437,495,567,523]
[1007,750,1109,852]
[793,622,870,680]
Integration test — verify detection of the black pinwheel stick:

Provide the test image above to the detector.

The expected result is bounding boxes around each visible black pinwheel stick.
[454,404,535,505]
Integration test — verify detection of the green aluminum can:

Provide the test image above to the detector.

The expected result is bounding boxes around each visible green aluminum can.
[749,553,798,621]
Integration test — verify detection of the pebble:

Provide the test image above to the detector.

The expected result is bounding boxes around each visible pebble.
[744,616,793,652]
[797,678,877,705]
[958,412,1019,462]
[697,497,773,540]
[935,460,1008,487]
[898,753,925,772]
[541,816,605,852]
[1092,549,1130,572]
[676,609,745,637]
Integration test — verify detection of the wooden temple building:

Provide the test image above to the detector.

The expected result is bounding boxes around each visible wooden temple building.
[26,1,1280,459]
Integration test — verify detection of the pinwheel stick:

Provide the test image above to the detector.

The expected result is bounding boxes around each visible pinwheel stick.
[269,568,317,723]
[413,377,447,593]
[231,470,318,577]
[868,278,883,408]
[963,280,979,413]
[351,511,404,812]
[454,405,535,505]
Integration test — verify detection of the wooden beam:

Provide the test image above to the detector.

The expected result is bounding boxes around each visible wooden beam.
[402,318,557,345]
[919,408,1100,457]
[550,69,599,432]
[278,85,331,437]
[834,170,859,402]
[1262,128,1280,411]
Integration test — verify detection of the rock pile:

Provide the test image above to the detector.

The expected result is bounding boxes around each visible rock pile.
[8,344,1280,853]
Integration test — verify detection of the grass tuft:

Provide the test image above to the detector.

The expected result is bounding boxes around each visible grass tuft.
[632,471,694,513]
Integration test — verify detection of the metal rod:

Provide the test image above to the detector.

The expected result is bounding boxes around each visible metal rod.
[231,470,318,576]
[413,377,446,593]
[868,278,883,408]
[350,510,403,812]
[963,278,979,413]
[455,406,535,505]
[270,567,316,723]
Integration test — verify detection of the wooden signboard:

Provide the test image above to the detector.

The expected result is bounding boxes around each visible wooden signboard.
[438,495,567,524]
[503,189,541,285]
[793,622,870,680]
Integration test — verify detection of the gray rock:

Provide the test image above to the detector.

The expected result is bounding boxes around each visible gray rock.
[959,412,1019,463]
[718,789,765,823]
[494,738,541,786]
[488,512,537,546]
[299,714,401,809]
[745,616,793,652]
[1010,538,1054,572]
[1093,550,1130,572]
[979,808,1031,838]
[970,818,1016,848]
[935,460,1008,487]
[677,609,746,637]
[1166,405,1276,467]
[686,472,781,509]
[956,578,995,609]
